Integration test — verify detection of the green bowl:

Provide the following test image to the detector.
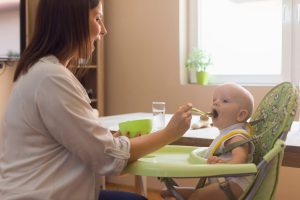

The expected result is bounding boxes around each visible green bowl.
[119,119,152,138]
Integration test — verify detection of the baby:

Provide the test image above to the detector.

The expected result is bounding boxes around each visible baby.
[161,83,255,200]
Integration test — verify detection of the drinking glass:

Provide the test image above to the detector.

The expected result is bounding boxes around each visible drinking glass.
[152,102,166,131]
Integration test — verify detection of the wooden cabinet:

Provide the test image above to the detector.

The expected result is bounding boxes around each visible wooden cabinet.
[77,43,105,115]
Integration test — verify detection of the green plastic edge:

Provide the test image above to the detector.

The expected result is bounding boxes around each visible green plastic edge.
[124,145,257,177]
[263,140,285,163]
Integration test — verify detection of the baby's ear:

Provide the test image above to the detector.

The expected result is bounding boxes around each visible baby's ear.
[237,109,249,122]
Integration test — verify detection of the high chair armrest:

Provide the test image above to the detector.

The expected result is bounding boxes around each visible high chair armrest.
[263,139,285,163]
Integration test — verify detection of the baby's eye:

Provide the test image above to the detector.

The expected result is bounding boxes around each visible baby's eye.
[222,99,228,103]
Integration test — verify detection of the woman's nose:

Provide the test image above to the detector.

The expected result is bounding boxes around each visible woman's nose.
[100,20,107,36]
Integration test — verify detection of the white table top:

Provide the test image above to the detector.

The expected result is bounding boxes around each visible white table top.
[98,112,300,147]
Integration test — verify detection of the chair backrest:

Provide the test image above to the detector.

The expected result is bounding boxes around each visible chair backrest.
[250,82,298,165]
[241,82,298,200]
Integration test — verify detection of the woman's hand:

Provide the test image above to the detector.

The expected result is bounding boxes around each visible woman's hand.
[164,103,193,139]
[128,103,192,163]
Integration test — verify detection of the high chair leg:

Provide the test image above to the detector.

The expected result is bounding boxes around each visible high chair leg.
[163,178,185,200]
[195,177,207,189]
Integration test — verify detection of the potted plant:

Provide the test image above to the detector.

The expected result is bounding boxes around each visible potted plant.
[185,48,212,85]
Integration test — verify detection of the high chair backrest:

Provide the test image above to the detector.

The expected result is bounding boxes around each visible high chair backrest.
[250,82,298,165]
[241,82,298,200]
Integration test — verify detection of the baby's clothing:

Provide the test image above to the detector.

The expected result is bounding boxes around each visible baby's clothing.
[205,123,255,191]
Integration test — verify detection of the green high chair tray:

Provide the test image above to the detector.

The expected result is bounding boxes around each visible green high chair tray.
[124,145,257,178]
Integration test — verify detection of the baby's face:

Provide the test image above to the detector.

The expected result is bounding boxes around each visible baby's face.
[211,85,244,129]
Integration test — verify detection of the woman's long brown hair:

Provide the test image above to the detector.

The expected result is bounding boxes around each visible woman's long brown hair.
[13,0,100,81]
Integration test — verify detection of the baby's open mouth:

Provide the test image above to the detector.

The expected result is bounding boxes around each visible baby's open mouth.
[212,109,218,118]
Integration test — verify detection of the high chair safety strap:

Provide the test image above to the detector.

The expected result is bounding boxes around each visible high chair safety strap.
[219,120,265,155]
[217,178,237,200]
[210,123,253,157]
[216,135,259,157]
[249,118,264,126]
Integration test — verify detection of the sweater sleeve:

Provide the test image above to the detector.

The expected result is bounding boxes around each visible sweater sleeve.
[35,74,130,176]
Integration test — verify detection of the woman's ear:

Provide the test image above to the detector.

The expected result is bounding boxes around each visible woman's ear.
[237,109,249,122]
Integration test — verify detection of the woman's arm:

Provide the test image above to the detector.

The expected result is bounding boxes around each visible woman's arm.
[128,103,192,163]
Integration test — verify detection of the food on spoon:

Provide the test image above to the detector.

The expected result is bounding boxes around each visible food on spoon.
[200,115,209,121]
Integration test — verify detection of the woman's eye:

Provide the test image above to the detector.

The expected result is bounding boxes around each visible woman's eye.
[222,99,228,103]
[96,15,102,22]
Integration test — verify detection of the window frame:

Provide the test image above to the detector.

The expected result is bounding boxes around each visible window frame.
[187,0,300,86]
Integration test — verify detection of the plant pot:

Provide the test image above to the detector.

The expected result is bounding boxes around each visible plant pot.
[196,71,209,85]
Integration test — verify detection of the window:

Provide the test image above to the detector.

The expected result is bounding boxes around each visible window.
[188,0,300,85]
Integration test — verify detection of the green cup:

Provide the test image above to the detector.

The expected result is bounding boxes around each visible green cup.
[119,119,152,138]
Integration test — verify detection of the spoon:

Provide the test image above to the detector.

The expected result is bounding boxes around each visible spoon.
[191,107,213,117]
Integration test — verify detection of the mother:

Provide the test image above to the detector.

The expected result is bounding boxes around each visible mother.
[0,0,192,199]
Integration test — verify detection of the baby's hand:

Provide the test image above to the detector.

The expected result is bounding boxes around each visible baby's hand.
[207,156,226,164]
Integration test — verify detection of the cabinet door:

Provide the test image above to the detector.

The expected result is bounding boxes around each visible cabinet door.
[26,0,39,44]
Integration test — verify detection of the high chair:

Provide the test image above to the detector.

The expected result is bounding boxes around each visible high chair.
[124,82,298,200]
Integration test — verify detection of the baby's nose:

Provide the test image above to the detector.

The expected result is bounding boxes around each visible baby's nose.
[213,100,219,106]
